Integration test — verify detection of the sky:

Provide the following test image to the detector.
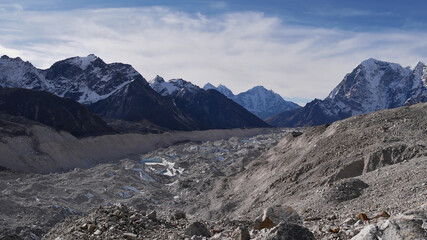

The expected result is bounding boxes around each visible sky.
[1,0,427,105]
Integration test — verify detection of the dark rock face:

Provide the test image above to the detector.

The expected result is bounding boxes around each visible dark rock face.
[267,59,427,127]
[89,78,197,131]
[0,88,113,137]
[174,89,270,129]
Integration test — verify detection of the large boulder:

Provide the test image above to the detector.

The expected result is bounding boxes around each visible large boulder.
[254,205,302,230]
[254,222,316,240]
[184,221,211,237]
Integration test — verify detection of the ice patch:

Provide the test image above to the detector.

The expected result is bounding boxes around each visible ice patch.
[124,186,139,193]
[144,157,184,177]
[130,168,156,182]
[118,191,133,199]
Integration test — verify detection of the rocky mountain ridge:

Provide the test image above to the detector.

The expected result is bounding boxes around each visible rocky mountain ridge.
[267,58,427,127]
[0,88,113,137]
[0,55,269,131]
[204,83,300,119]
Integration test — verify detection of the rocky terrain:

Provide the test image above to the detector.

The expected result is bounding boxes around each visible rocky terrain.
[0,103,425,239]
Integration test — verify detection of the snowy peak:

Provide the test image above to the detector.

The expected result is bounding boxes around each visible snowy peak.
[64,54,99,70]
[150,78,200,97]
[234,85,300,119]
[267,58,427,127]
[150,76,180,96]
[0,55,145,104]
[202,83,299,119]
[0,55,49,91]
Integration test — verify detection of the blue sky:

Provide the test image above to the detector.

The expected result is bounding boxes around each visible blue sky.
[1,0,427,105]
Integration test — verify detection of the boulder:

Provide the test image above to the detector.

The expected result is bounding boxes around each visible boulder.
[171,211,186,221]
[254,205,301,230]
[231,226,250,240]
[184,221,211,237]
[257,221,316,240]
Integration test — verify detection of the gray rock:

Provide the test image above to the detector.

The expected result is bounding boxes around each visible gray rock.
[171,211,187,221]
[231,226,250,240]
[184,221,211,237]
[262,221,316,240]
[147,210,157,221]
[254,205,301,230]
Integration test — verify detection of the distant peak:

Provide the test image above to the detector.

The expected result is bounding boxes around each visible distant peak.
[250,85,267,91]
[152,75,165,83]
[415,61,426,69]
[0,55,22,61]
[203,83,216,90]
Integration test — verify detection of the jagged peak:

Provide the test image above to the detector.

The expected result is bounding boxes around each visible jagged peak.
[0,55,23,62]
[203,82,216,90]
[414,61,426,70]
[151,75,165,83]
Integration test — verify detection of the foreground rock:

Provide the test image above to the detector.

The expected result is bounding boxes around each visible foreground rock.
[254,205,302,230]
[351,207,427,240]
[254,221,316,240]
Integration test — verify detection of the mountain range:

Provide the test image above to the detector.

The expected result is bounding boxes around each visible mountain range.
[149,76,269,129]
[0,55,269,132]
[203,83,300,120]
[266,58,427,127]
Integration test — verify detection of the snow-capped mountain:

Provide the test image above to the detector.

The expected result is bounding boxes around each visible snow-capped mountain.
[267,58,427,127]
[0,54,143,104]
[150,77,269,129]
[149,76,199,97]
[203,83,300,119]
[0,55,198,130]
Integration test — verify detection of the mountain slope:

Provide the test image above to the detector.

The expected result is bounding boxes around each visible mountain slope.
[204,83,300,119]
[0,88,113,137]
[150,77,269,129]
[267,58,427,127]
[89,78,197,131]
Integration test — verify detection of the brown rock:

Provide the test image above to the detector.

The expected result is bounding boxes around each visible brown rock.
[329,227,340,233]
[87,224,96,234]
[356,213,369,221]
[373,210,390,219]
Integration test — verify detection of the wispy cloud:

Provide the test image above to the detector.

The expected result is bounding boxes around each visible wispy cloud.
[314,8,392,17]
[0,7,426,101]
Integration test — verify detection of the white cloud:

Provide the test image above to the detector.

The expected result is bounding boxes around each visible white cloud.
[0,7,426,102]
